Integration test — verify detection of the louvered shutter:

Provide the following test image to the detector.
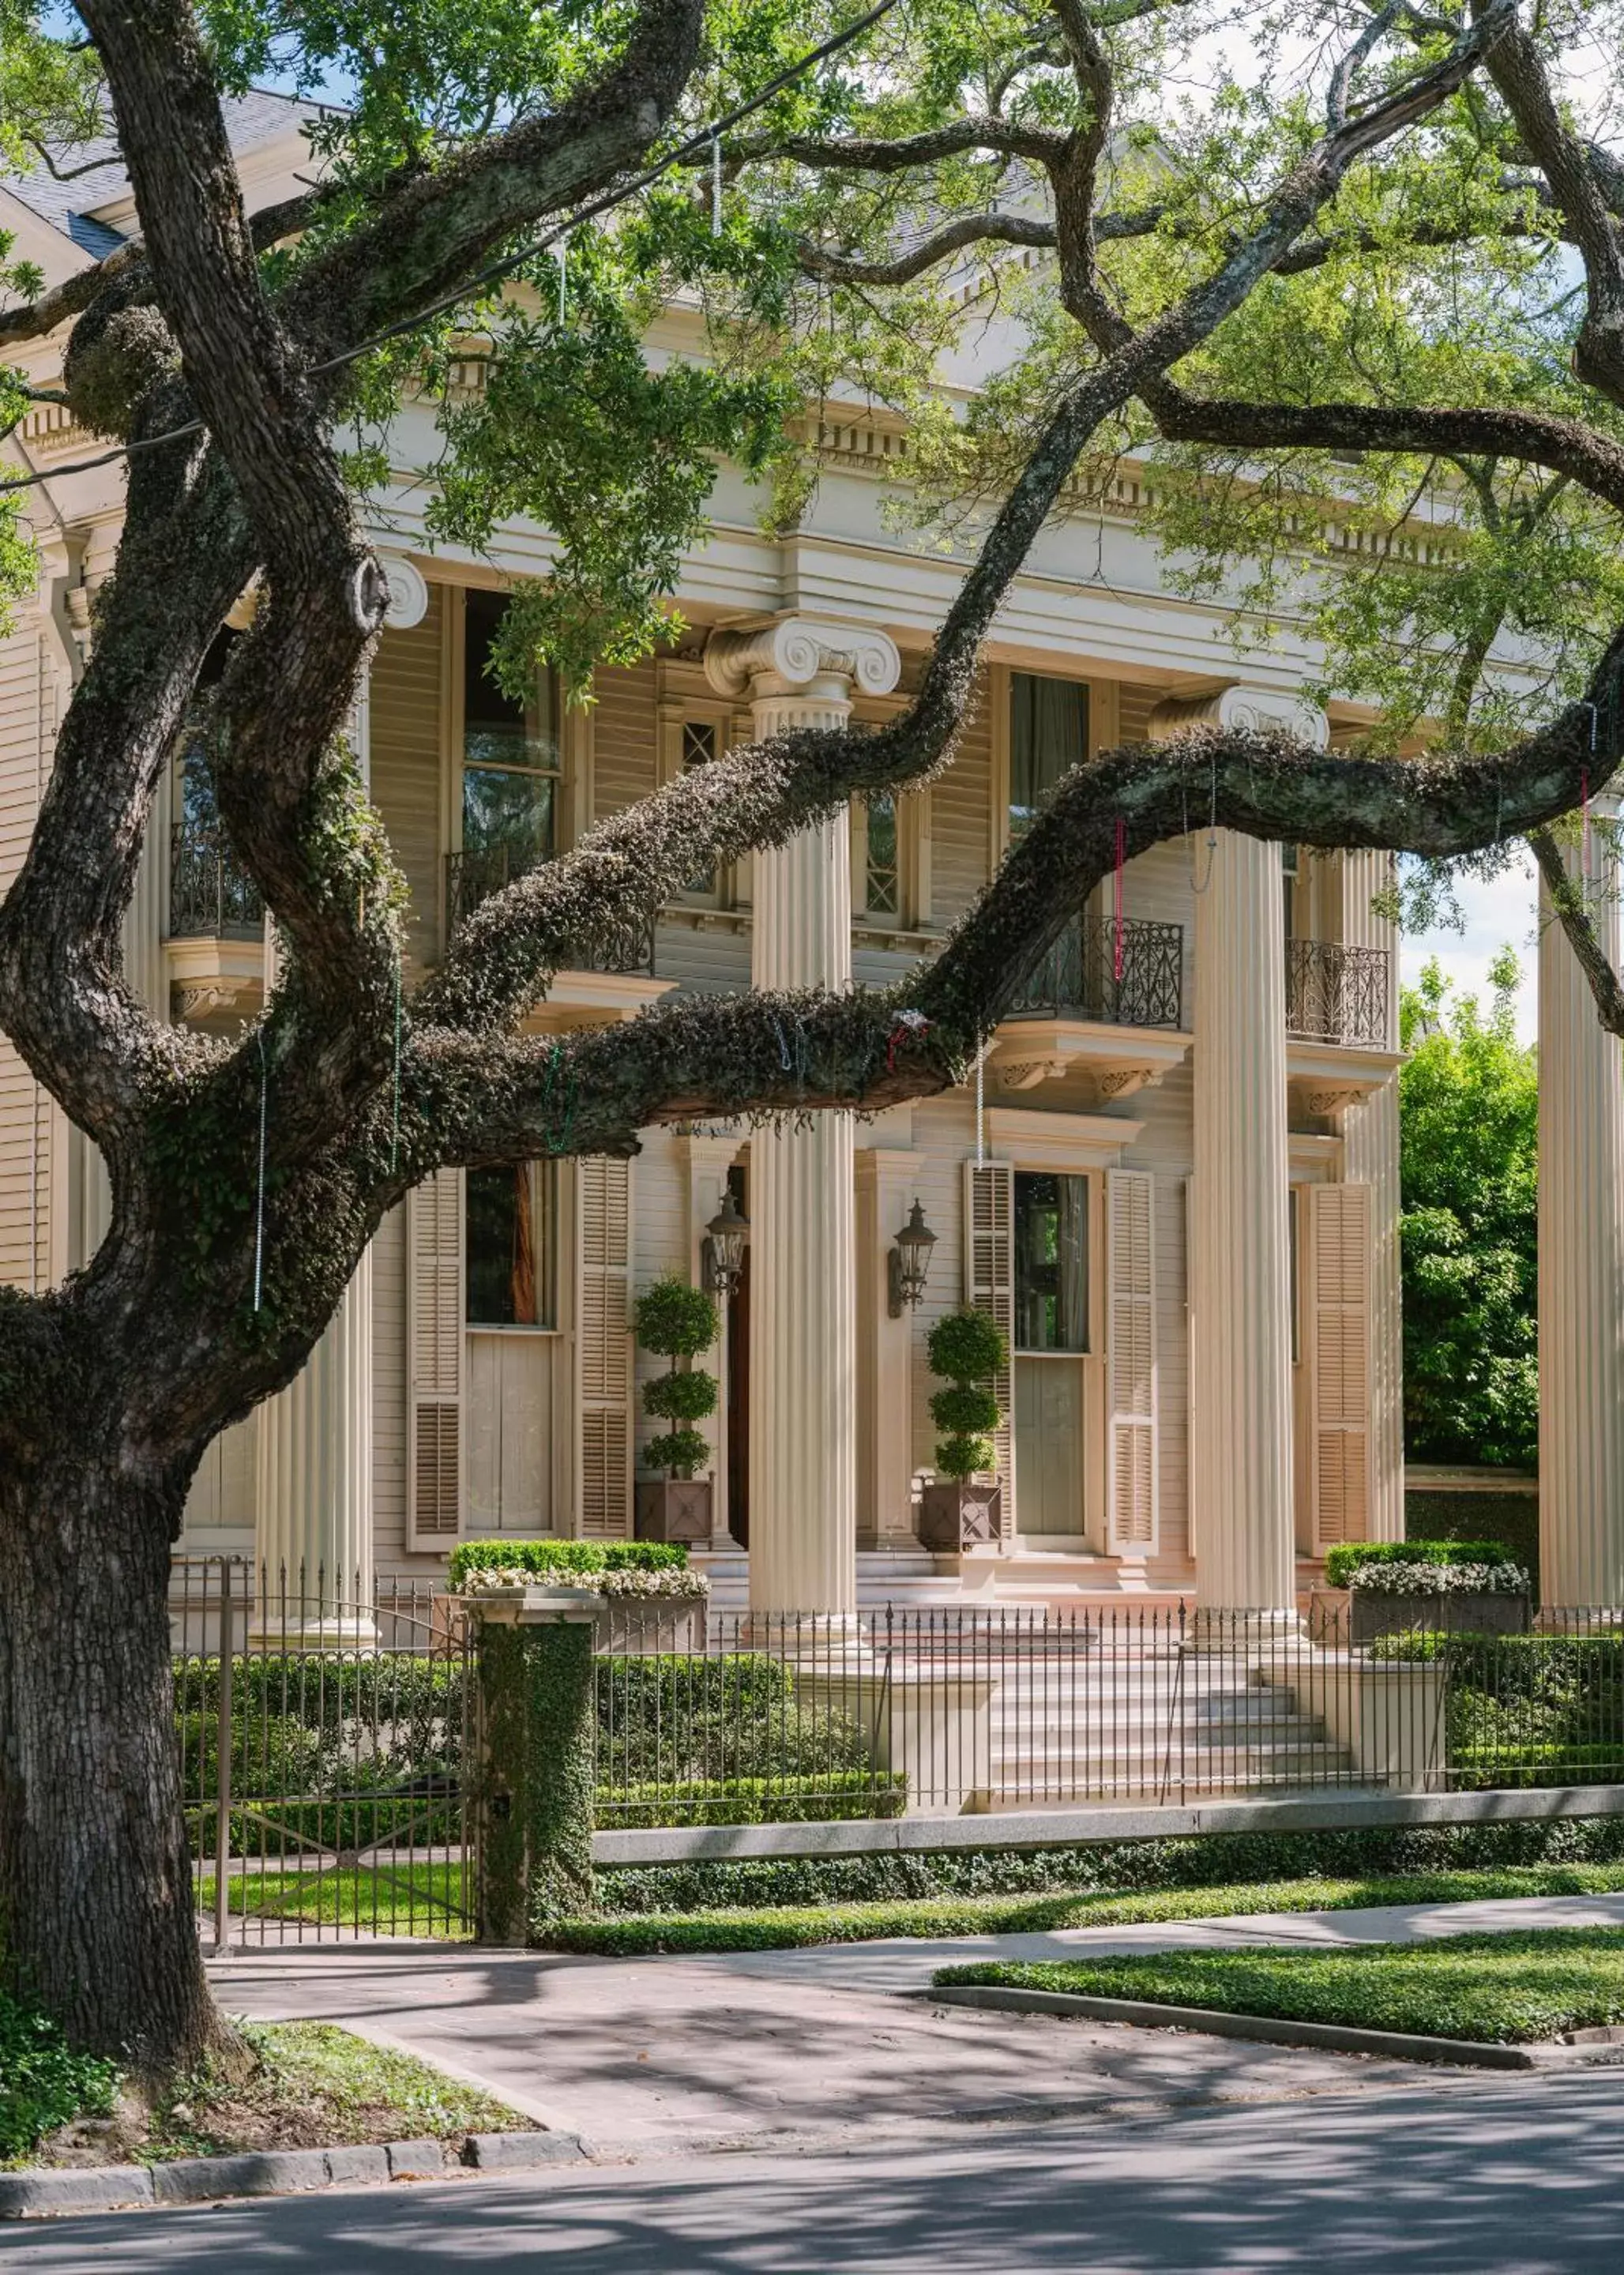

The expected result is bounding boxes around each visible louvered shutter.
[1310,1182,1372,1549]
[1106,1168,1159,1553]
[406,1170,464,1548]
[577,1156,633,1537]
[963,1161,1016,1542]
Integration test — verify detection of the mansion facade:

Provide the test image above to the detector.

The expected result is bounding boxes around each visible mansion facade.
[2,95,1620,1619]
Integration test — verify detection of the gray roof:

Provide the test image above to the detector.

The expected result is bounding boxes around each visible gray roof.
[8,88,326,243]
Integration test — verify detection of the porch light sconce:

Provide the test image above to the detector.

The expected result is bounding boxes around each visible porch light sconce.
[888,1198,937,1317]
[702,1188,750,1298]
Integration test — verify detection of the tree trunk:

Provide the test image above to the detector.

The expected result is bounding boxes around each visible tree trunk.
[0,1451,226,2079]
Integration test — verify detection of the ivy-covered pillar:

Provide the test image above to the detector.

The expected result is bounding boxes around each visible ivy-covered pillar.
[705,619,901,1621]
[468,1585,601,1941]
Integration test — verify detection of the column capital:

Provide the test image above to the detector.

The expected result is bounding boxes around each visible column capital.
[1148,683,1329,750]
[704,615,901,708]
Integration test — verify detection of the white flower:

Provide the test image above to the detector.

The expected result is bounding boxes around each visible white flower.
[1350,1559,1530,1596]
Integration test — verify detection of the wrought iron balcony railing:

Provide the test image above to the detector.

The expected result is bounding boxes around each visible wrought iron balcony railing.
[444,850,656,976]
[167,818,264,939]
[1006,915,1185,1030]
[1285,938,1391,1047]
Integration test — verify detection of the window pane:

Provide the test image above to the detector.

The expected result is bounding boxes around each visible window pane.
[462,766,555,866]
[1013,1171,1089,1352]
[1009,674,1088,844]
[466,1164,555,1327]
[866,792,899,915]
[681,720,718,893]
[464,588,558,775]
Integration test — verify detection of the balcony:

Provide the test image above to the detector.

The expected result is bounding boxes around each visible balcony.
[991,916,1192,1103]
[445,849,656,976]
[168,818,263,939]
[165,818,265,1025]
[1007,916,1185,1030]
[1284,939,1390,1048]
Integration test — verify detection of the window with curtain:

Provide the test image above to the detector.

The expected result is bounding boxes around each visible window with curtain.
[466,1162,558,1327]
[1009,672,1089,845]
[1013,1171,1089,1352]
[462,588,562,878]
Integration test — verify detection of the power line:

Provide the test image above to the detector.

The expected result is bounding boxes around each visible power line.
[0,0,901,499]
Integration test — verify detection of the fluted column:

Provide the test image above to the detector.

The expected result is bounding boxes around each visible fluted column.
[1154,686,1325,1619]
[252,1252,376,1638]
[1539,817,1624,1606]
[705,618,901,1618]
[1338,849,1404,1542]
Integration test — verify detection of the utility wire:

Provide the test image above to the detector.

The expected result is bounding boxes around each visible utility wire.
[0,0,901,498]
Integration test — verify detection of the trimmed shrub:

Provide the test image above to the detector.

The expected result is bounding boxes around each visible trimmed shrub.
[637,1277,720,1481]
[593,1652,870,1793]
[598,1771,907,1827]
[927,1308,1007,1483]
[446,1539,686,1591]
[1323,1539,1520,1587]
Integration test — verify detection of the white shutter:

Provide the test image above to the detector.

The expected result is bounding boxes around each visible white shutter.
[406,1170,465,1548]
[1310,1182,1372,1550]
[1107,1168,1159,1553]
[963,1160,1017,1544]
[577,1156,634,1538]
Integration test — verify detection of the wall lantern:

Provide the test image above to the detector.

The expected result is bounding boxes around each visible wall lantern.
[702,1188,750,1298]
[887,1198,937,1317]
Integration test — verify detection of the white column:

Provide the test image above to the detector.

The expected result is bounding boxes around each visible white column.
[705,619,901,1618]
[1154,687,1325,1620]
[1539,819,1624,1606]
[856,1141,928,1550]
[1338,849,1404,1542]
[252,1251,376,1638]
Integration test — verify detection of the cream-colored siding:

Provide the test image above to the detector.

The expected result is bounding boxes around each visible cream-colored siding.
[370,587,446,974]
[0,617,51,1292]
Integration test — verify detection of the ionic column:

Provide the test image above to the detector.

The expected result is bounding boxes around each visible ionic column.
[705,618,901,1618]
[252,1253,375,1640]
[1338,849,1404,1542]
[1539,817,1624,1606]
[1154,688,1325,1619]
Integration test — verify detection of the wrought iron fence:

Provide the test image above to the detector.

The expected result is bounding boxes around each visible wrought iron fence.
[168,818,265,938]
[445,848,656,972]
[1006,916,1184,1029]
[1285,938,1390,1047]
[171,1559,474,1949]
[592,1601,1624,1821]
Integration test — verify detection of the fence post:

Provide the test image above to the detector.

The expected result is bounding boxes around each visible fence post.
[214,1561,234,1954]
[468,1585,603,1942]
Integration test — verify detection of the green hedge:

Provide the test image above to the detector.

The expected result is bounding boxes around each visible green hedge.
[594,1652,870,1791]
[1404,1491,1539,1594]
[1323,1538,1520,1587]
[596,1771,906,1828]
[0,1992,118,2159]
[446,1540,686,1589]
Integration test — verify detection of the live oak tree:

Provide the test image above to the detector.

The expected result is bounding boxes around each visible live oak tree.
[6,0,1624,2079]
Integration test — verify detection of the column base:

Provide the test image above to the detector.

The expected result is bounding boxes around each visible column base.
[245,1615,378,1652]
[1188,1606,1303,1650]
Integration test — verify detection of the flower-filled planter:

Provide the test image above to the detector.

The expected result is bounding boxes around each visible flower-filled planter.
[1326,1540,1533,1643]
[449,1540,709,1654]
[916,1309,1008,1553]
[633,1277,720,1545]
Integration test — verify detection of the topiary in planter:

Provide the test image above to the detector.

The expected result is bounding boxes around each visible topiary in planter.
[919,1309,1009,1550]
[635,1276,721,1543]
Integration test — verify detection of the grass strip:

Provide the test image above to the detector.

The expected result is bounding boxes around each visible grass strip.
[196,1860,473,1937]
[536,1861,1624,1955]
[934,1926,1624,2045]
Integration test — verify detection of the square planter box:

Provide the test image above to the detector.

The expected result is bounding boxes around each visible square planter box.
[635,1478,712,1545]
[917,1481,1002,1552]
[1351,1589,1532,1644]
[598,1596,708,1656]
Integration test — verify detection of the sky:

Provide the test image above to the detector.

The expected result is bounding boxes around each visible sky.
[1400,852,1538,1045]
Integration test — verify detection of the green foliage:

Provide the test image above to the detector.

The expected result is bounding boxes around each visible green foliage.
[593,1651,870,1798]
[1380,1630,1624,1788]
[1405,1491,1539,1594]
[1323,1539,1520,1588]
[926,1309,1009,1384]
[938,1929,1624,2046]
[642,1370,718,1423]
[1399,957,1538,1469]
[643,1428,711,1476]
[445,1539,686,1590]
[543,1863,1624,1957]
[635,1277,720,1360]
[0,1991,119,2160]
[597,1769,905,1829]
[928,1383,1000,1436]
[934,1433,996,1482]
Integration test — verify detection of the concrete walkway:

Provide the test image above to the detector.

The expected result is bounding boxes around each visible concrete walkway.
[209,1890,1624,2153]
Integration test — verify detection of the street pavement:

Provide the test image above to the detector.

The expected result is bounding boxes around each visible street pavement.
[6,2071,1622,2271]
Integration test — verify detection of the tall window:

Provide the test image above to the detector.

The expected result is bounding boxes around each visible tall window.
[1282,843,1301,939]
[1009,672,1089,847]
[466,1162,558,1328]
[863,791,900,915]
[1013,1171,1089,1352]
[462,588,562,882]
[679,718,719,895]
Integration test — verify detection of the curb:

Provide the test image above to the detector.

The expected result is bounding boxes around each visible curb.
[0,2130,588,2220]
[920,1984,1624,2070]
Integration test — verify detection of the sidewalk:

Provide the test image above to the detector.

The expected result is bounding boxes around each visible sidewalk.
[209,1890,1624,2153]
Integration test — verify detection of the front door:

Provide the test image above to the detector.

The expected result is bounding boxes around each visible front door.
[1011,1169,1091,1542]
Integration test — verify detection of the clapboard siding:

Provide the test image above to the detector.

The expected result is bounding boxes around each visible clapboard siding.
[930,671,991,924]
[0,619,47,1291]
[370,1201,411,1566]
[592,657,659,816]
[370,588,445,975]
